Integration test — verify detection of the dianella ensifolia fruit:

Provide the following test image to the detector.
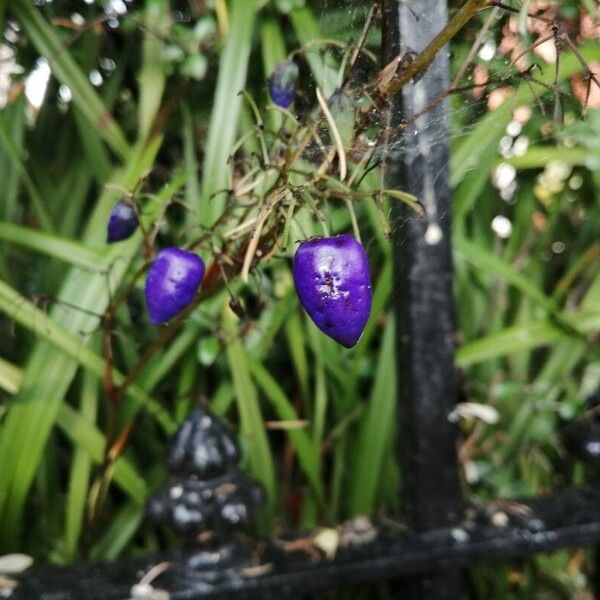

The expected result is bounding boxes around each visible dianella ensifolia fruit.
[293,235,373,348]
[107,199,138,243]
[145,247,206,325]
[268,60,299,109]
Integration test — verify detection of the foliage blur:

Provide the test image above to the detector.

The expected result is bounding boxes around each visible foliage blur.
[0,0,599,596]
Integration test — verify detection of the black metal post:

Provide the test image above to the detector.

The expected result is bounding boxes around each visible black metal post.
[384,1,464,597]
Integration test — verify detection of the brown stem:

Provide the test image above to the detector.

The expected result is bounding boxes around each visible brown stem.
[377,0,490,99]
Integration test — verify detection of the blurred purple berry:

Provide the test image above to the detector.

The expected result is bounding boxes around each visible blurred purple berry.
[268,60,299,108]
[293,235,372,348]
[145,247,205,325]
[107,199,138,243]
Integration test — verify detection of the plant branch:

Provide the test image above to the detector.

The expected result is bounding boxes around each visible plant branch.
[377,0,490,100]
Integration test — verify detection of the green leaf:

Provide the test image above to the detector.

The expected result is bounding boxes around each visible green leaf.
[73,108,113,186]
[200,0,258,225]
[182,103,200,221]
[284,310,310,402]
[260,17,287,76]
[500,146,589,171]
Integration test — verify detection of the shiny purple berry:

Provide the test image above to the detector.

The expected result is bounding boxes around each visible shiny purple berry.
[268,60,299,108]
[107,199,138,243]
[145,247,205,325]
[293,235,372,348]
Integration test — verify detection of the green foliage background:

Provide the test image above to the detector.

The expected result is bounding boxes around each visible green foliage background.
[0,0,599,596]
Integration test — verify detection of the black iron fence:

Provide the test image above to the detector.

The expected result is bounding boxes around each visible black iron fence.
[13,1,600,598]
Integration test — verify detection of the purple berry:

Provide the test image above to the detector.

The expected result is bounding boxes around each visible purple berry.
[268,60,299,109]
[293,235,372,348]
[145,247,205,325]
[107,199,138,243]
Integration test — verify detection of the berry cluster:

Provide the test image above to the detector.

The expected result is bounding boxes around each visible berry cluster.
[106,59,374,347]
[108,200,372,345]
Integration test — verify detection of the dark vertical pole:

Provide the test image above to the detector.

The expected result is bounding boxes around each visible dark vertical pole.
[383,1,463,598]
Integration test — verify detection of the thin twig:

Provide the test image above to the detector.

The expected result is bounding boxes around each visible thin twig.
[343,2,379,87]
[316,87,347,181]
[452,5,500,87]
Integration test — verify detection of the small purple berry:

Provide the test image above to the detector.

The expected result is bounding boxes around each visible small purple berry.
[107,199,138,243]
[293,235,372,348]
[145,247,205,325]
[268,60,299,109]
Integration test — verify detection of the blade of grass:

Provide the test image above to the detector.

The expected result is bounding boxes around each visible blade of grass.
[500,146,589,171]
[260,17,287,130]
[0,111,54,232]
[307,322,328,446]
[11,0,130,158]
[454,236,559,313]
[72,108,113,186]
[0,222,105,272]
[138,0,169,140]
[260,17,286,76]
[223,306,275,526]
[63,352,99,560]
[140,321,201,393]
[69,44,128,187]
[348,319,396,516]
[89,502,143,561]
[284,310,310,404]
[0,356,22,395]
[56,404,147,504]
[457,309,600,367]
[200,0,259,226]
[0,139,167,549]
[0,98,25,223]
[289,7,339,97]
[0,278,173,430]
[182,103,200,220]
[211,381,235,417]
[249,358,324,506]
